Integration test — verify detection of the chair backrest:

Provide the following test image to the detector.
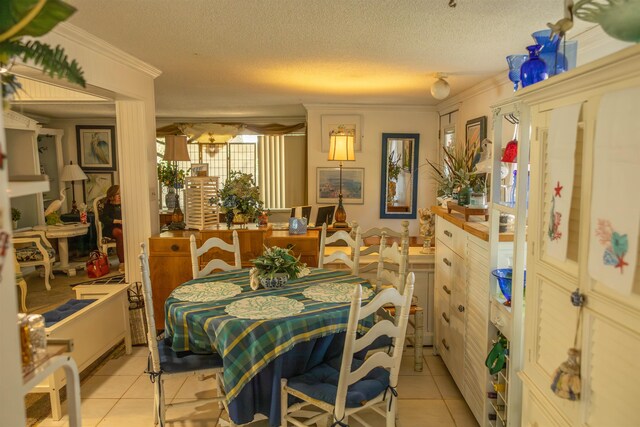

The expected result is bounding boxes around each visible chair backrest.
[139,243,161,373]
[318,223,361,275]
[190,232,242,279]
[374,231,409,293]
[94,196,107,248]
[355,220,409,277]
[334,273,415,422]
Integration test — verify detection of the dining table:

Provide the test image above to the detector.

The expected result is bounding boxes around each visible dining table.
[164,267,375,426]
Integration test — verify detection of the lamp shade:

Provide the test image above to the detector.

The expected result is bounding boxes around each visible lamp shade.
[60,162,88,182]
[328,129,355,162]
[430,77,451,100]
[163,135,191,161]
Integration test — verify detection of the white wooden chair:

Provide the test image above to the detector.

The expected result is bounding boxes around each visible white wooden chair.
[373,225,425,372]
[353,220,408,279]
[94,196,117,255]
[13,229,55,290]
[281,273,415,427]
[318,223,361,275]
[139,243,228,426]
[189,232,241,279]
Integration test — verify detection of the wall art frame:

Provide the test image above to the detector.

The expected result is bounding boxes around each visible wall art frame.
[83,172,114,207]
[76,125,117,171]
[316,167,364,204]
[320,114,363,153]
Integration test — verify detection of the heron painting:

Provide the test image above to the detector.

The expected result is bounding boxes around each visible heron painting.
[76,125,117,170]
[83,172,114,207]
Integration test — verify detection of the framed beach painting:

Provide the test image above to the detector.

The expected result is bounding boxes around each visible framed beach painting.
[316,167,364,204]
[320,114,363,152]
[83,172,114,207]
[191,163,208,176]
[76,125,117,171]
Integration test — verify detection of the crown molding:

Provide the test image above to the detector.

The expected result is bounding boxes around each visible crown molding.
[53,23,162,78]
[303,103,436,113]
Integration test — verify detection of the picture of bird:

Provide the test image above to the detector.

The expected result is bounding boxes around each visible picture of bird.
[44,188,67,217]
[90,132,110,165]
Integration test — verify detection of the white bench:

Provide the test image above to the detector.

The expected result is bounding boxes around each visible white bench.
[31,284,132,420]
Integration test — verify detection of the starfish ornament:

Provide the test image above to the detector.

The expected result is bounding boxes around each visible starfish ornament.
[554,181,564,197]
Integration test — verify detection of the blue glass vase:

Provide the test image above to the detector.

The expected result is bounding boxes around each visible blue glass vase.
[520,44,548,88]
[506,54,529,91]
[532,29,567,76]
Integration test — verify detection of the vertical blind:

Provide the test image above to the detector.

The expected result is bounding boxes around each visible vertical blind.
[258,135,286,209]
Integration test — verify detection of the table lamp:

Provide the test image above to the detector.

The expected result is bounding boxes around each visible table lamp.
[328,127,355,228]
[163,135,191,229]
[60,161,88,214]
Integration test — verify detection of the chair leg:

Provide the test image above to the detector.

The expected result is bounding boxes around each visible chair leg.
[152,376,164,426]
[413,309,424,372]
[281,379,288,426]
[49,387,62,421]
[43,263,52,290]
[387,391,398,427]
[17,278,27,312]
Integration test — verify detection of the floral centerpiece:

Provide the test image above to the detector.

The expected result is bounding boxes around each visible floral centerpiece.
[157,161,188,188]
[426,143,485,205]
[210,171,264,227]
[249,246,309,289]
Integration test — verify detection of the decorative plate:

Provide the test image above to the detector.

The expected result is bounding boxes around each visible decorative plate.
[225,296,304,320]
[170,282,242,302]
[303,282,373,303]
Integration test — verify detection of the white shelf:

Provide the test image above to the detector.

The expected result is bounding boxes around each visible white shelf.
[492,202,516,215]
[7,180,50,198]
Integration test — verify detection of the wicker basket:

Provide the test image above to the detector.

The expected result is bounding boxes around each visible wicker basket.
[185,176,220,230]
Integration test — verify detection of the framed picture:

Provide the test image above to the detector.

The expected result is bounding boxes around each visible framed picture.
[316,167,364,204]
[191,163,208,176]
[320,114,363,152]
[83,172,114,208]
[76,125,117,170]
[465,116,487,151]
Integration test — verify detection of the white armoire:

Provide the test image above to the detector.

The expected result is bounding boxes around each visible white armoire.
[519,44,640,426]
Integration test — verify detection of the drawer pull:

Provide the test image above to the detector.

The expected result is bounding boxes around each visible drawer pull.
[170,244,180,252]
[443,258,451,267]
[458,305,465,312]
[441,338,450,350]
[442,285,451,295]
[441,312,450,323]
[444,230,452,237]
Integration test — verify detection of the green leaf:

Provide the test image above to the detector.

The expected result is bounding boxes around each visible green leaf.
[9,39,85,86]
[11,0,77,39]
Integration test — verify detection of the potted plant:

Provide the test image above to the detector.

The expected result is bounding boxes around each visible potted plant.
[250,245,308,289]
[426,143,485,206]
[1,0,86,108]
[387,152,402,204]
[11,207,20,229]
[210,171,264,228]
[157,161,188,210]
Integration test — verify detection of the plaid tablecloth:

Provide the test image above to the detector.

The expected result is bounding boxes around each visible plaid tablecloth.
[164,268,372,402]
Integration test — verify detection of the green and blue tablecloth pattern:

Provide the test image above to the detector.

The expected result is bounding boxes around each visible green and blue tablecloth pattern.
[165,268,373,402]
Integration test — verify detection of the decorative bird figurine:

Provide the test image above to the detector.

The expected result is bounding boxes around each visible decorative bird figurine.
[44,188,67,217]
[548,0,574,38]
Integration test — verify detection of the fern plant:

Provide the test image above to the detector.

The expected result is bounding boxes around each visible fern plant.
[427,143,485,196]
[0,0,86,106]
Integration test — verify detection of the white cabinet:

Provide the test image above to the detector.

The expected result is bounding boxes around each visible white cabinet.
[520,45,640,426]
[434,213,512,425]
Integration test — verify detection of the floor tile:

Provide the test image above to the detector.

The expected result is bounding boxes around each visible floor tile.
[399,355,430,376]
[163,399,222,426]
[94,355,147,376]
[397,375,441,399]
[96,399,155,426]
[434,374,463,399]
[38,398,118,427]
[81,375,138,399]
[173,374,222,400]
[123,373,186,399]
[127,345,149,357]
[445,399,480,427]
[398,399,455,426]
[425,354,449,375]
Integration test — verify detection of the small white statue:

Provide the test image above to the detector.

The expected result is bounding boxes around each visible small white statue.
[418,208,435,253]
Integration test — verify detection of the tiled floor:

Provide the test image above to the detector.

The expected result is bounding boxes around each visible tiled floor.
[22,266,478,427]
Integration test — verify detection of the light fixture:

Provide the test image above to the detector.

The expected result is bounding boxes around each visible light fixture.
[163,135,191,229]
[430,73,451,100]
[327,126,356,228]
[60,161,88,214]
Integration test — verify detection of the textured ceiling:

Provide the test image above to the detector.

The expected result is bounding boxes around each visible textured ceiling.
[29,1,589,119]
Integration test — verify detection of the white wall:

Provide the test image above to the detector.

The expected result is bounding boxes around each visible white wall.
[305,105,438,235]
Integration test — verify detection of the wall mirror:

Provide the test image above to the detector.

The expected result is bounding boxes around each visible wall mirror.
[380,133,420,219]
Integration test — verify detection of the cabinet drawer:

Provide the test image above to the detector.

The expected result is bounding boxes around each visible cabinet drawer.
[437,316,451,366]
[435,240,455,283]
[435,289,451,328]
[436,216,459,251]
[149,236,194,254]
[490,299,512,341]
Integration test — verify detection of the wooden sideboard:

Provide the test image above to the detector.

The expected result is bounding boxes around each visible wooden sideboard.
[148,225,321,328]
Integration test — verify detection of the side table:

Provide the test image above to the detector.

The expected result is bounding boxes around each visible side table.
[60,212,97,255]
[33,223,90,276]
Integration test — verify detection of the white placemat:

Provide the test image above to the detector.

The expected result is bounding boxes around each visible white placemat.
[170,282,242,302]
[225,296,304,320]
[303,282,373,303]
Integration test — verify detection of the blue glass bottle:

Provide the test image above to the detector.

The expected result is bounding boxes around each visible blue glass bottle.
[520,44,548,87]
[532,29,567,76]
[510,170,517,206]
